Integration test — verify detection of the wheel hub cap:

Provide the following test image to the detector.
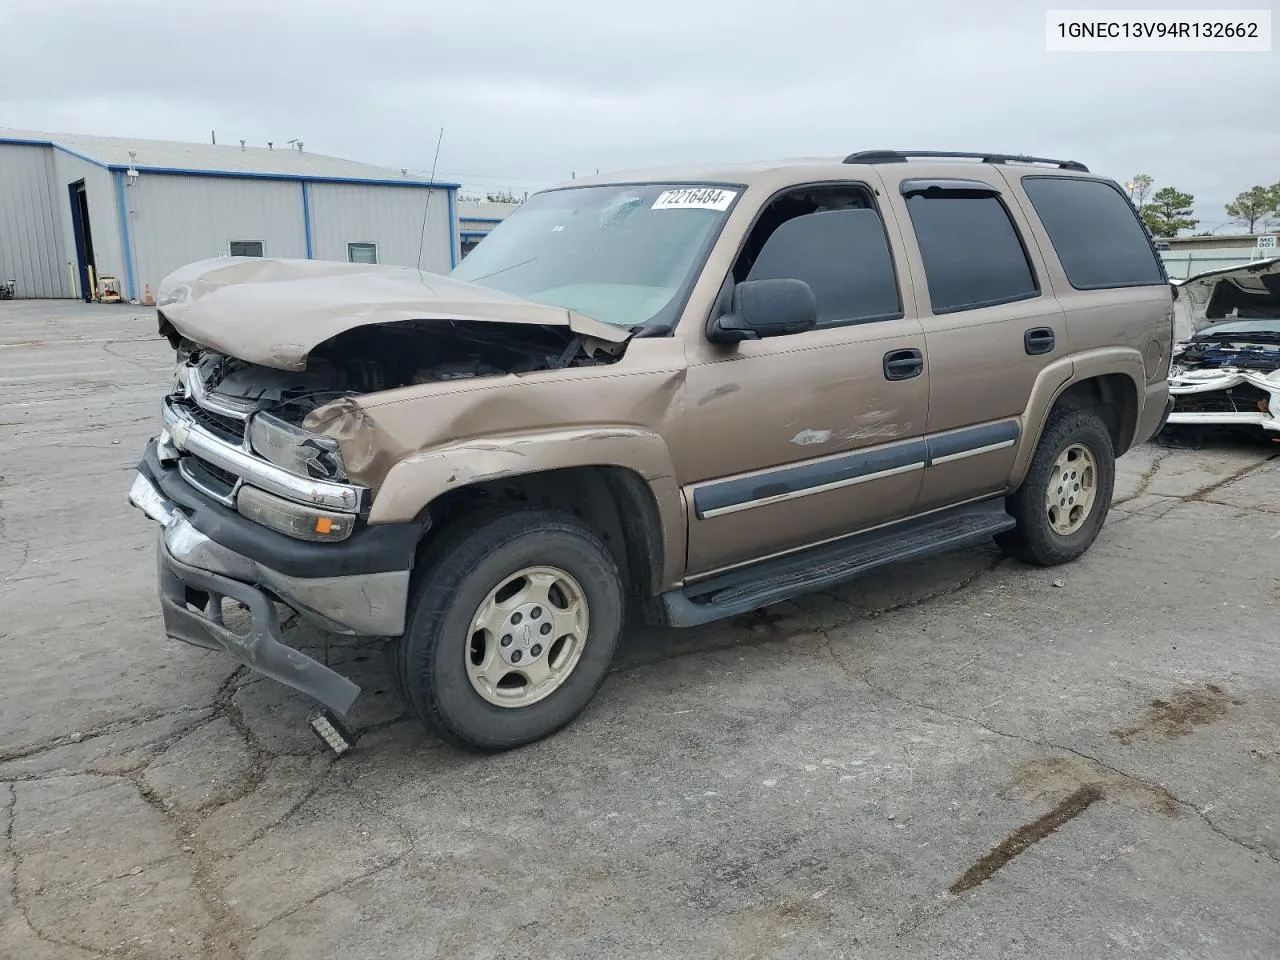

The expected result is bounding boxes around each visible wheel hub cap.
[466,565,589,708]
[1046,442,1098,536]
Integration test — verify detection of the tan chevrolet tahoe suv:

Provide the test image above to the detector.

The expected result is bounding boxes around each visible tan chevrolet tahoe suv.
[128,150,1176,752]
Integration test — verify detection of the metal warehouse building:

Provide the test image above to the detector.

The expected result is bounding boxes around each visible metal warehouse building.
[456,198,518,258]
[0,130,460,301]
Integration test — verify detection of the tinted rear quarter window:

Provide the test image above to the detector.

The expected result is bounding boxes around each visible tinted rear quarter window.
[1021,177,1165,289]
[904,192,1038,314]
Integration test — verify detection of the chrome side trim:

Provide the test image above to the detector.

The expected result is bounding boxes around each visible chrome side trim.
[928,438,1016,466]
[686,491,1007,584]
[163,399,369,512]
[698,461,925,519]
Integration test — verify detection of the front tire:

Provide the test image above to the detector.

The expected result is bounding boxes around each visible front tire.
[997,407,1115,566]
[390,509,624,751]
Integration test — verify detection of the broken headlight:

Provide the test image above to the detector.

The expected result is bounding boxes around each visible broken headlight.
[248,412,347,482]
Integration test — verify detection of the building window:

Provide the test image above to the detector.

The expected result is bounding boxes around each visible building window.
[228,240,264,257]
[347,242,378,264]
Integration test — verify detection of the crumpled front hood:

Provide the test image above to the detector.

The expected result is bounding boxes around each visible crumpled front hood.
[155,257,631,371]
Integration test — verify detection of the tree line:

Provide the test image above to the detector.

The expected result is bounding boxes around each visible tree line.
[1126,174,1280,238]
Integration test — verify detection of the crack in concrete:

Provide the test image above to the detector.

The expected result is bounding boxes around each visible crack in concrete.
[820,633,1280,871]
[248,767,417,933]
[250,851,411,933]
[0,705,217,767]
[129,774,246,960]
[1113,451,1274,513]
[0,538,32,585]
[1112,448,1173,506]
[101,339,172,373]
[3,782,117,959]
[1184,455,1277,504]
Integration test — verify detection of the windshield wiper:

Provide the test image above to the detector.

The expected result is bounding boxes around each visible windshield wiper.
[627,323,669,339]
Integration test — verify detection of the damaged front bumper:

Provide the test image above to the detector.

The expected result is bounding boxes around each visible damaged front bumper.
[130,444,420,714]
[1167,369,1280,433]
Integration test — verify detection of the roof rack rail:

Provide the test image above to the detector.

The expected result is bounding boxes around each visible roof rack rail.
[843,150,1089,173]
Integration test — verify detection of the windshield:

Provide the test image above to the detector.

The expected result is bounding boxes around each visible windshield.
[450,183,739,328]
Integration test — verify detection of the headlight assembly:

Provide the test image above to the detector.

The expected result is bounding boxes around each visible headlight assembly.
[249,412,347,482]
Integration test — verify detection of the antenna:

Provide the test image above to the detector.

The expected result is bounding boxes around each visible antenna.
[416,126,446,274]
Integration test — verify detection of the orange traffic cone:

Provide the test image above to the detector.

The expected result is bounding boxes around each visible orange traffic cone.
[144,284,154,306]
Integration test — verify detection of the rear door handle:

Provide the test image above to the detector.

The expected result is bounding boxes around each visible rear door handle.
[883,348,924,381]
[1024,327,1056,356]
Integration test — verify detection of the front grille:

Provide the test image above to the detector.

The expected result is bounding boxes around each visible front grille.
[1173,383,1271,415]
[175,397,245,445]
[179,455,238,504]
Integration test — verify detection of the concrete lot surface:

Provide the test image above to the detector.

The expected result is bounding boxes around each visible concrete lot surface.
[2,299,1278,959]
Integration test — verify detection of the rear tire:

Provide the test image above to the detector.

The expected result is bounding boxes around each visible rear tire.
[389,508,624,751]
[997,407,1115,566]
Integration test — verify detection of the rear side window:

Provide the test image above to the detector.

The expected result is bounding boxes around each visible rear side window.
[1021,177,1165,289]
[904,191,1038,314]
[745,208,901,326]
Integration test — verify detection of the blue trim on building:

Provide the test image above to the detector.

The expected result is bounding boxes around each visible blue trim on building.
[117,166,462,189]
[0,138,460,188]
[113,170,137,301]
[300,181,314,258]
[447,188,458,269]
[460,216,506,224]
[0,137,114,169]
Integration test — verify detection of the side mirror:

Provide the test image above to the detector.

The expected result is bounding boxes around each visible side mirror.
[708,278,818,344]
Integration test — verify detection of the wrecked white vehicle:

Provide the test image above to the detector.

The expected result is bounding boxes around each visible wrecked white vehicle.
[1166,256,1280,438]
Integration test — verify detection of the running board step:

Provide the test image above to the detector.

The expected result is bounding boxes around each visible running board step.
[662,499,1014,627]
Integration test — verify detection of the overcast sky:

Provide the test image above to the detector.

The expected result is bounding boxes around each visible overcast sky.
[4,0,1277,232]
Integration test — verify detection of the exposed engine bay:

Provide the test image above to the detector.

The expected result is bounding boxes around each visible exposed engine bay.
[1165,257,1280,438]
[181,319,623,423]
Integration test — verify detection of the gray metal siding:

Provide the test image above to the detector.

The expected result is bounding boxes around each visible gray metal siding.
[127,175,307,297]
[307,183,453,272]
[0,143,71,297]
[51,151,122,297]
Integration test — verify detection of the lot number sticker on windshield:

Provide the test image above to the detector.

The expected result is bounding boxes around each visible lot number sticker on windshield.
[652,188,737,212]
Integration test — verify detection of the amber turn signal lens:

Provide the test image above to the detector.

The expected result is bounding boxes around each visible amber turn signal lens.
[236,485,354,542]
